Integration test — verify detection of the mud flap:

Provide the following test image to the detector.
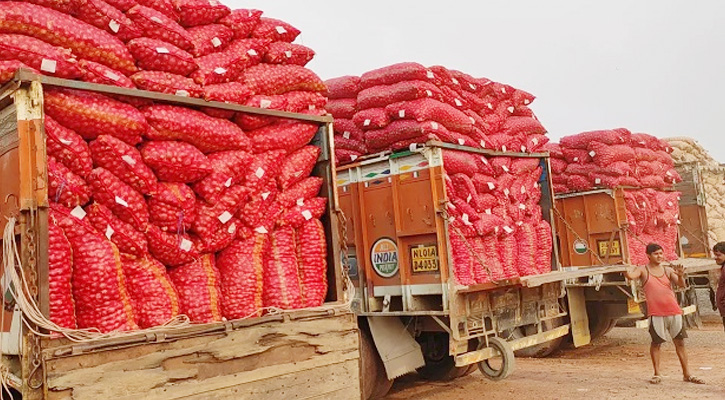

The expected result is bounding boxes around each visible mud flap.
[367,316,425,380]
[566,287,591,347]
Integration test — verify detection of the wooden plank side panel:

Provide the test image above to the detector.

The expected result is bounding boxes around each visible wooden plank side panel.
[44,314,360,400]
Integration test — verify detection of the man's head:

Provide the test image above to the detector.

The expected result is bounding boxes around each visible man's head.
[646,243,664,265]
[713,242,725,265]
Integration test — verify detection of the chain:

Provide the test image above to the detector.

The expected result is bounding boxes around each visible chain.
[24,180,43,390]
[552,207,607,266]
[336,209,351,292]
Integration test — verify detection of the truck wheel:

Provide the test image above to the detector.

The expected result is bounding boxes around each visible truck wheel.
[477,336,515,381]
[587,304,616,341]
[416,332,472,381]
[513,317,567,358]
[359,323,393,400]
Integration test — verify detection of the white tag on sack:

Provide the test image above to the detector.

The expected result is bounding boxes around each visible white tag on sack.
[504,188,510,196]
[466,194,472,203]
[180,238,192,252]
[503,225,514,234]
[247,49,258,56]
[363,119,371,127]
[521,145,527,152]
[573,157,579,162]
[507,106,515,114]
[275,26,287,34]
[104,70,121,81]
[487,103,494,110]
[524,99,531,105]
[532,138,539,146]
[485,209,492,215]
[70,206,86,220]
[431,122,439,130]
[218,211,232,224]
[398,110,405,118]
[666,171,673,176]
[343,131,351,139]
[521,186,527,194]
[519,204,526,210]
[109,19,120,33]
[214,67,227,74]
[156,47,170,54]
[175,90,190,97]
[284,50,293,58]
[534,182,539,188]
[258,191,270,201]
[501,87,507,94]
[255,226,269,234]
[255,167,265,178]
[151,16,163,23]
[462,213,473,226]
[227,222,237,234]
[308,105,316,110]
[457,138,466,145]
[487,182,495,190]
[595,178,601,184]
[677,219,682,225]
[502,165,510,172]
[451,78,459,85]
[480,156,489,165]
[447,202,457,210]
[516,221,524,226]
[40,59,57,74]
[224,177,233,187]
[469,117,476,124]
[121,155,136,165]
[426,70,435,79]
[454,99,463,107]
[115,196,129,207]
[301,210,313,220]
[668,201,673,207]
[469,83,477,90]
[426,89,433,97]
[296,198,305,207]
[502,145,508,152]
[259,99,272,108]
[589,151,596,157]
[480,140,487,148]
[350,154,359,161]
[59,138,73,145]
[105,225,114,240]
[211,37,222,47]
[494,226,499,234]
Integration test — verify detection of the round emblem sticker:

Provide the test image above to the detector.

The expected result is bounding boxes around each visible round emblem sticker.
[573,239,588,255]
[371,238,399,278]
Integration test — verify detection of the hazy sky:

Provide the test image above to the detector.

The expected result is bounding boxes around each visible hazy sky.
[233,0,725,160]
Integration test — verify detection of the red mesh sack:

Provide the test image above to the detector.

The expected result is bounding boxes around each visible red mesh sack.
[565,163,598,177]
[219,9,262,39]
[146,225,199,266]
[137,0,178,21]
[89,135,158,195]
[448,230,475,285]
[264,42,315,66]
[561,148,592,164]
[243,150,285,190]
[74,0,142,42]
[634,147,659,162]
[233,94,288,130]
[45,116,93,179]
[86,202,148,257]
[553,183,569,193]
[236,182,277,228]
[0,34,81,79]
[512,105,534,117]
[325,75,360,98]
[217,234,267,319]
[192,150,250,204]
[279,197,327,229]
[515,224,537,276]
[360,62,433,89]
[510,158,540,175]
[197,216,240,253]
[203,81,252,104]
[590,142,636,167]
[334,149,363,165]
[480,236,505,282]
[251,17,300,43]
[600,161,634,177]
[264,226,303,309]
[248,121,318,154]
[104,0,137,11]
[386,98,475,135]
[325,98,357,119]
[561,129,630,149]
[190,38,266,85]
[143,105,250,153]
[0,60,37,84]
[167,254,223,323]
[277,146,320,190]
[277,177,323,210]
[474,213,504,237]
[443,150,479,176]
[126,5,193,50]
[172,0,230,27]
[490,157,513,177]
[0,3,137,74]
[665,168,682,184]
[357,80,443,110]
[542,142,564,159]
[550,158,567,174]
[45,88,146,146]
[192,185,248,237]
[335,137,367,154]
[468,238,492,284]
[127,37,197,76]
[630,133,663,150]
[472,173,498,194]
[283,91,327,113]
[141,140,212,182]
[25,0,77,14]
[296,219,327,308]
[353,108,389,130]
[501,116,546,137]
[536,221,553,274]
[187,24,234,57]
[88,167,149,230]
[121,254,180,328]
[48,157,91,208]
[334,119,363,142]
[241,64,326,96]
[640,175,667,189]
[51,205,137,332]
[147,182,197,232]
[131,71,204,97]
[497,233,519,279]
[566,174,593,192]
[78,60,135,89]
[48,218,76,329]
[451,174,483,211]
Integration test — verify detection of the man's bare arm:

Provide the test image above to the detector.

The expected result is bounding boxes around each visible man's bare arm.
[624,265,642,281]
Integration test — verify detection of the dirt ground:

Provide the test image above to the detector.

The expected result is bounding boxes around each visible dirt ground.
[386,316,725,400]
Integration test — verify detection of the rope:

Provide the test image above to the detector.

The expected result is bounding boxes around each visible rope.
[552,207,608,266]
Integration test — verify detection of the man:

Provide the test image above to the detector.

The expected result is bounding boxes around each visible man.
[624,243,704,385]
[713,242,725,330]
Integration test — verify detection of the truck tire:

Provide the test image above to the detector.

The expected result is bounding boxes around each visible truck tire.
[477,336,515,381]
[587,304,616,341]
[416,332,472,381]
[359,323,393,400]
[513,317,567,358]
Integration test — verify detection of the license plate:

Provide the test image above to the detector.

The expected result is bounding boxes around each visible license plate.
[627,298,641,314]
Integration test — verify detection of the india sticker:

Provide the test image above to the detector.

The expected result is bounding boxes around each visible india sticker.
[371,238,399,278]
[573,239,588,255]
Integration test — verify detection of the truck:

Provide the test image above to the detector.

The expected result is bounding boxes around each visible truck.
[336,142,578,399]
[0,70,361,400]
